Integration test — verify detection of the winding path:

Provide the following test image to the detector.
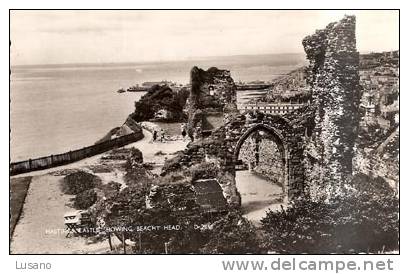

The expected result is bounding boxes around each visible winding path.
[236,170,285,224]
[10,129,188,254]
[11,129,283,252]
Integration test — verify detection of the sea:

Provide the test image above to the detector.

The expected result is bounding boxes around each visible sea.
[10,53,306,162]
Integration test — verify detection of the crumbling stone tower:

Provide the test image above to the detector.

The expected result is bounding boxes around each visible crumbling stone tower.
[186,66,238,140]
[302,15,360,197]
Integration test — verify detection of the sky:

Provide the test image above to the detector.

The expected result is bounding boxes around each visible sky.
[10,10,399,65]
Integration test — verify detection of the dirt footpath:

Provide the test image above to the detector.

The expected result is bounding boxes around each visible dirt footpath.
[10,175,111,254]
[10,129,188,254]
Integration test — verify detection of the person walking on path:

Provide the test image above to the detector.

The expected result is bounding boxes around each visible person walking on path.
[160,129,165,142]
[152,129,158,142]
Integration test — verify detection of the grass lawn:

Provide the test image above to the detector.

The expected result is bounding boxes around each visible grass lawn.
[152,122,183,136]
[10,176,32,238]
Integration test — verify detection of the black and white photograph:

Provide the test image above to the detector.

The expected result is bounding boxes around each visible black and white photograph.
[9,9,399,256]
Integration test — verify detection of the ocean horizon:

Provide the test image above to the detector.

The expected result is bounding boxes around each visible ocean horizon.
[11,52,305,68]
[10,53,307,162]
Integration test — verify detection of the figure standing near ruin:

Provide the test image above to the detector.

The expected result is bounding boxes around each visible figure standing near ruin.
[181,123,187,140]
[245,112,252,124]
[209,86,215,96]
[189,132,194,143]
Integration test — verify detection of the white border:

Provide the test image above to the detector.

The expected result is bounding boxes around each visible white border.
[1,1,406,273]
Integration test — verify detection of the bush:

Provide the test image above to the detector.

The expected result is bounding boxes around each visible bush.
[189,162,219,181]
[124,161,152,188]
[161,152,184,175]
[260,174,399,253]
[73,188,97,209]
[61,171,101,195]
[129,147,143,163]
[103,181,122,193]
[201,211,263,254]
[261,200,334,253]
[123,147,152,189]
[154,150,167,156]
[131,85,188,123]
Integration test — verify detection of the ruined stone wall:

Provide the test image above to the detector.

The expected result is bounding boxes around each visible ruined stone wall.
[255,138,285,187]
[163,109,312,205]
[353,126,399,193]
[161,133,240,206]
[189,66,237,109]
[237,135,258,166]
[302,15,361,198]
[237,133,285,187]
[162,16,362,206]
[186,66,237,140]
[353,149,399,192]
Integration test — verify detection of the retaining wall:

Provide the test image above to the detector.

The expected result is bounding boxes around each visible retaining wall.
[10,132,143,176]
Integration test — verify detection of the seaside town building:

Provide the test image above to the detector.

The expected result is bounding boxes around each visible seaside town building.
[359,52,399,131]
[238,102,305,115]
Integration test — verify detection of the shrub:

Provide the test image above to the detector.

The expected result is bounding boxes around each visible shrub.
[99,181,122,199]
[329,190,399,253]
[123,148,152,189]
[189,162,219,181]
[61,170,101,195]
[260,200,334,253]
[124,162,152,189]
[201,211,263,254]
[73,188,97,210]
[155,171,190,185]
[129,147,143,163]
[131,85,188,123]
[260,174,399,254]
[161,152,184,175]
[330,173,398,253]
[154,150,167,156]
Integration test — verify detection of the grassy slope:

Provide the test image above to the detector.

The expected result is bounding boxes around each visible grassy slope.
[10,176,32,238]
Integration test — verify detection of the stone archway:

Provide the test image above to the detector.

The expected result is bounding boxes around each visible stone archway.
[233,123,290,204]
[161,112,307,208]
